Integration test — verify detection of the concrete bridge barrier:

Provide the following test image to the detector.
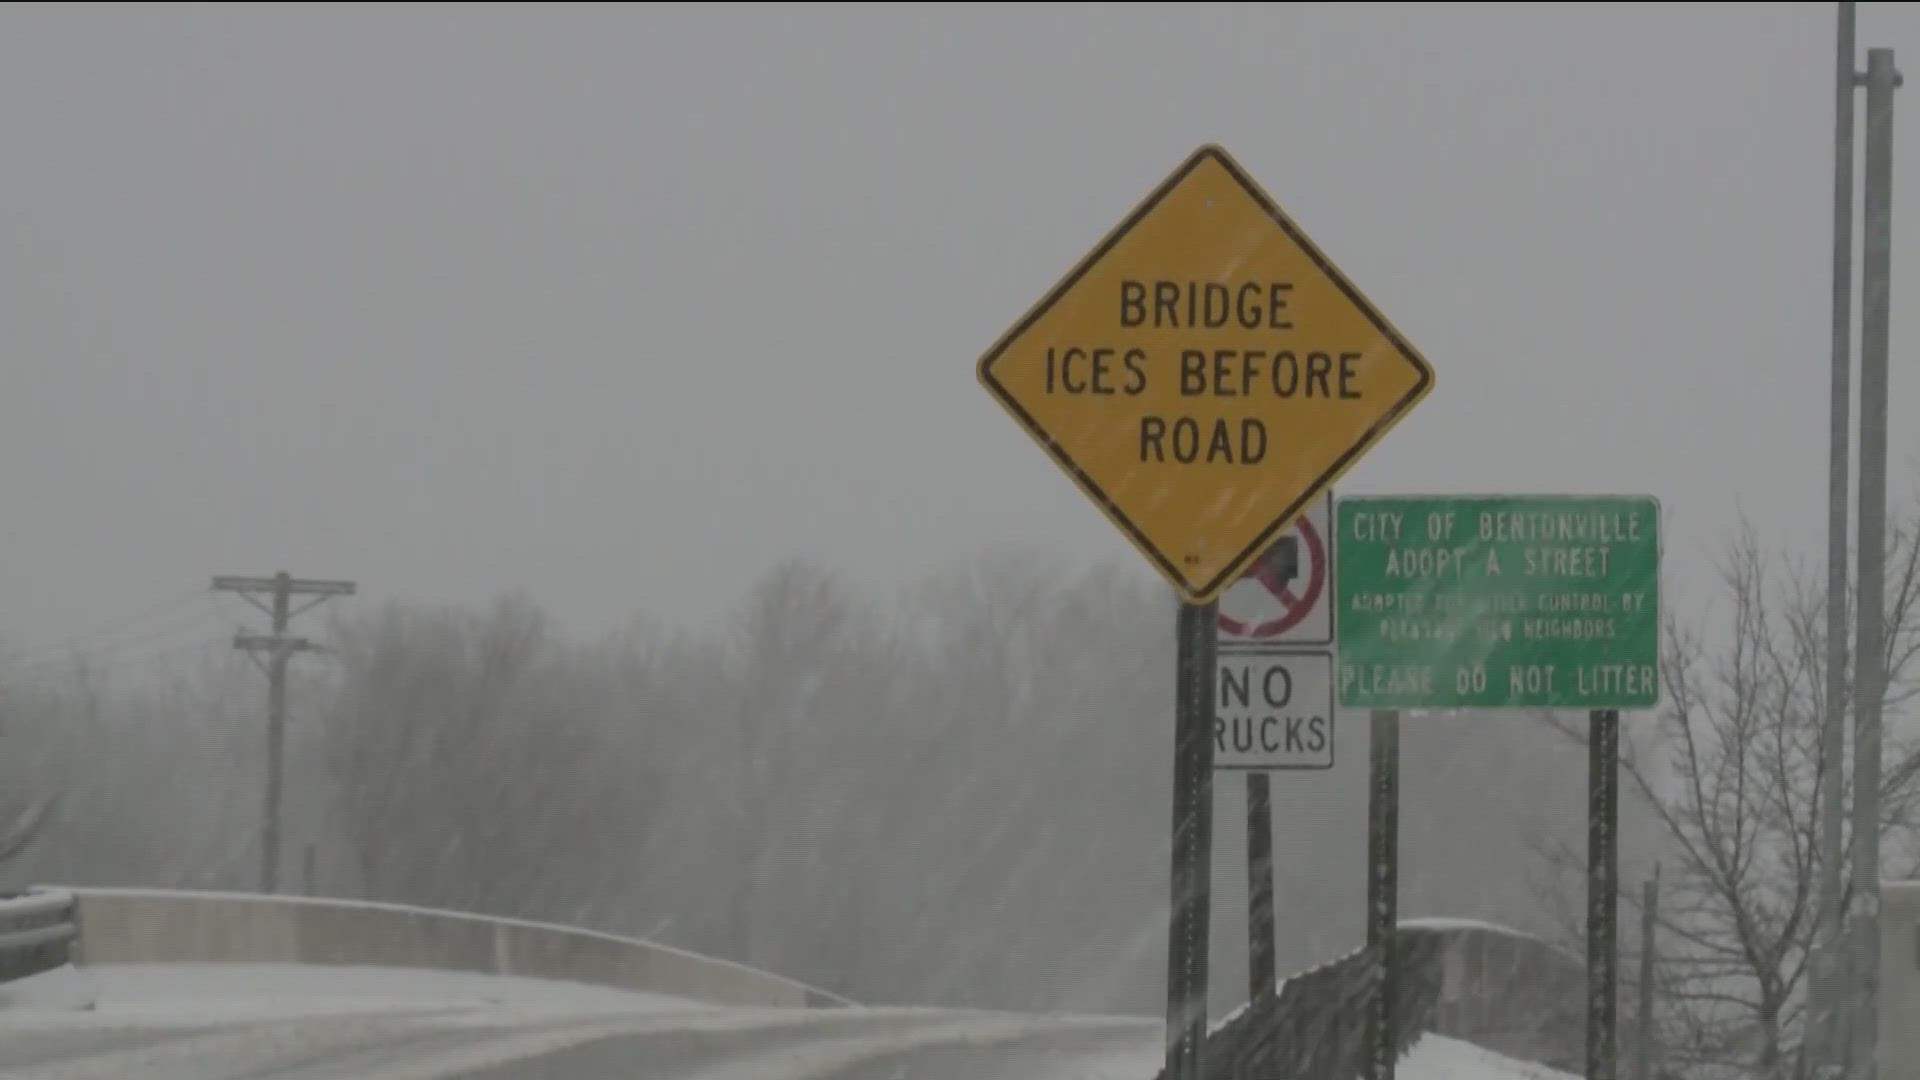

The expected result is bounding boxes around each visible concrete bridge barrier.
[61,887,854,1010]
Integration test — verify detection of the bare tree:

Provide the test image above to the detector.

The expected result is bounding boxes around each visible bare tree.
[1531,503,1920,1080]
[0,646,267,890]
[323,592,662,922]
[0,666,64,873]
[721,556,871,970]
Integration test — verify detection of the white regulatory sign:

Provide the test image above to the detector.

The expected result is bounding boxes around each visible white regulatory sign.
[1213,650,1334,771]
[1216,490,1334,651]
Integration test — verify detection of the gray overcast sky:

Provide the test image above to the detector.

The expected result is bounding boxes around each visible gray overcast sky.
[1,2,1915,652]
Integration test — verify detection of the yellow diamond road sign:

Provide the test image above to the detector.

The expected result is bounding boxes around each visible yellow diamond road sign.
[977,144,1436,605]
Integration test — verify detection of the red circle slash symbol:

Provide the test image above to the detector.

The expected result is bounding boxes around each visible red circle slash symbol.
[1217,515,1326,640]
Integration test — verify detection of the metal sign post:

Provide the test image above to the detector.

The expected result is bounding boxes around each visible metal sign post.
[1367,709,1401,1080]
[1589,709,1621,1080]
[1166,600,1218,1080]
[1247,771,1276,1001]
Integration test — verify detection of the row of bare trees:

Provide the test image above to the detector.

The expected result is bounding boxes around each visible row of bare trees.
[1,497,1913,1040]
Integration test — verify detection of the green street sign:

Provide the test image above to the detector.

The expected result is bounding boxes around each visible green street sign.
[1334,495,1661,711]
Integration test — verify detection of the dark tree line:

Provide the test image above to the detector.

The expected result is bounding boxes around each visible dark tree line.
[0,545,1669,1015]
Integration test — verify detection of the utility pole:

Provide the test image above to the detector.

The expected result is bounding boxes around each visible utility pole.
[212,572,356,894]
[1849,45,1900,1080]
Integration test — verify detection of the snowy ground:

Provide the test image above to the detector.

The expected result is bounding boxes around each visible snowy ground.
[0,963,1579,1079]
[1406,1034,1580,1080]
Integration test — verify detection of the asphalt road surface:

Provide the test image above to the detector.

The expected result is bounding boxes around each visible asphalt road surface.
[0,965,1163,1080]
[0,964,1556,1080]
[0,1003,1163,1079]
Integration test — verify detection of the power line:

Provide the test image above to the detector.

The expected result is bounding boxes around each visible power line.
[0,589,212,663]
[0,601,229,679]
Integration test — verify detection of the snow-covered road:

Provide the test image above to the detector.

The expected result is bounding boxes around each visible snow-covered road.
[0,964,1574,1080]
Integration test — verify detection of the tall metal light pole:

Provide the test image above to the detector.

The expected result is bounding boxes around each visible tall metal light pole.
[1816,5,1858,1075]
[1849,44,1900,1080]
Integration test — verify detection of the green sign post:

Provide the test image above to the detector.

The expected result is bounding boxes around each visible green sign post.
[1333,494,1661,711]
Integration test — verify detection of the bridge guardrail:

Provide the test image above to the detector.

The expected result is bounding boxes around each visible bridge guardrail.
[0,888,78,985]
[60,887,855,1010]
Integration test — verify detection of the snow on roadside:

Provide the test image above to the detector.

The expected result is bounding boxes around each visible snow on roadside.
[1404,1033,1580,1080]
[1064,1032,1582,1080]
[0,965,98,1013]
